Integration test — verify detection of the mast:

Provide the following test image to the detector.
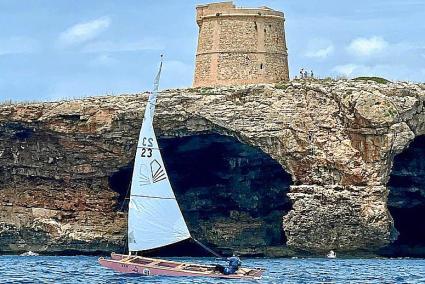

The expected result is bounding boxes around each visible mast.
[144,55,163,124]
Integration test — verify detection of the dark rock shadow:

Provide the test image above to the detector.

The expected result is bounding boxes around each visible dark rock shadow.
[109,133,294,256]
[381,135,425,257]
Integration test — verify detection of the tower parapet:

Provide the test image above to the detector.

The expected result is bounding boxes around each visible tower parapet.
[193,1,289,87]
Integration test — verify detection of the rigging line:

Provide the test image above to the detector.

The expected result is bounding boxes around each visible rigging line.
[119,174,133,212]
[130,194,175,200]
[192,238,223,258]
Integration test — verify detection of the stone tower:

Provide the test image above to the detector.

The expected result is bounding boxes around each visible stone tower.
[193,1,289,87]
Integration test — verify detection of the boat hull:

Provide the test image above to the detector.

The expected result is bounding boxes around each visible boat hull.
[99,253,264,279]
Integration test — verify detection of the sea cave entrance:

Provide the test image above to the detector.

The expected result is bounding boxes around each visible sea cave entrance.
[109,133,293,256]
[385,135,425,257]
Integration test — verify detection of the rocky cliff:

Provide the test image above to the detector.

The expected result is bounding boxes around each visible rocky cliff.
[0,79,424,256]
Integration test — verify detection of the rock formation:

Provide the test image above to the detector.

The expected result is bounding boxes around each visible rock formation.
[0,79,424,256]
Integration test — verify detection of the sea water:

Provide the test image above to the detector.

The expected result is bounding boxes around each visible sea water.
[0,256,424,283]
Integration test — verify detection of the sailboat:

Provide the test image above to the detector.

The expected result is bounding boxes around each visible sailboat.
[98,58,265,279]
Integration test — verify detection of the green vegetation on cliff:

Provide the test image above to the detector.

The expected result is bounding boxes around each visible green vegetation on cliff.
[354,76,390,84]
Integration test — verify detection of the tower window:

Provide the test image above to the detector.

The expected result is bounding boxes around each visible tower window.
[260,63,263,69]
[254,21,257,31]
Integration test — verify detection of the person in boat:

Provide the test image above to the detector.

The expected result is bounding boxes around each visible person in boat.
[226,255,242,274]
[215,254,242,275]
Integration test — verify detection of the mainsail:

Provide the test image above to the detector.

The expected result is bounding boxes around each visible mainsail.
[128,59,191,252]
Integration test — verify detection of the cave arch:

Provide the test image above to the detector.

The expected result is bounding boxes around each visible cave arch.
[385,135,425,257]
[109,133,293,256]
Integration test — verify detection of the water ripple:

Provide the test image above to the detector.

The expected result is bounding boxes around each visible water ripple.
[0,256,424,283]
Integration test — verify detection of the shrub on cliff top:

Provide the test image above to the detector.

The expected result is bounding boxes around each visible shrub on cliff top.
[354,76,390,84]
[275,82,290,90]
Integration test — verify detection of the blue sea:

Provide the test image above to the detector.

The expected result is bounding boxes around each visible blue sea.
[0,256,424,283]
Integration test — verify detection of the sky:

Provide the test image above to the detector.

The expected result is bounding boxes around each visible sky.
[0,0,424,102]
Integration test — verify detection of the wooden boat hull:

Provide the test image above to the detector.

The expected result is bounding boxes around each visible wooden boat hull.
[99,253,264,279]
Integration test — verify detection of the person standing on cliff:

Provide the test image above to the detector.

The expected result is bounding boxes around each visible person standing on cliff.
[300,68,304,79]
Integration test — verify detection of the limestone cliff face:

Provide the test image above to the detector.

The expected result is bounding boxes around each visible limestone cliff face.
[0,79,424,256]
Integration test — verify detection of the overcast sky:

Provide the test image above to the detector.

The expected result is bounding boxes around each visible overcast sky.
[1,0,424,101]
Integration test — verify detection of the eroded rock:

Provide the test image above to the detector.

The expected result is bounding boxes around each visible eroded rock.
[0,79,424,255]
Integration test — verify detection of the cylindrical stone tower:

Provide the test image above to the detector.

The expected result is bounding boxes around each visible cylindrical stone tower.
[193,1,289,87]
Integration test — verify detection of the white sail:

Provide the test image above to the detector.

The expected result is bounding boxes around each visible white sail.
[128,60,191,252]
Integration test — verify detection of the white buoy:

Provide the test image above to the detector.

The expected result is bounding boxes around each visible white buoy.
[326,250,336,259]
[20,251,39,256]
